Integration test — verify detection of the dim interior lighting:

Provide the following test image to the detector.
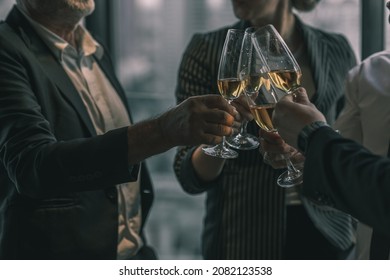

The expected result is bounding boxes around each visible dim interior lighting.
[135,0,162,11]
[206,0,224,10]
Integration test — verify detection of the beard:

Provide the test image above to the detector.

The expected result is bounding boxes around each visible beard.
[64,0,95,15]
[28,0,95,19]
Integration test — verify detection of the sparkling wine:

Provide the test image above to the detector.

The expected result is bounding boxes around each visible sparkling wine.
[217,78,243,101]
[249,104,276,132]
[268,69,302,93]
[241,75,261,93]
[241,73,272,94]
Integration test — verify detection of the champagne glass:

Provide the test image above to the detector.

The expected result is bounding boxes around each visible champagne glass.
[202,29,244,159]
[225,27,260,151]
[252,24,302,94]
[251,24,303,188]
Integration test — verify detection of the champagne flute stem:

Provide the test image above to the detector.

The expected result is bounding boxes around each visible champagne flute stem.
[240,120,248,134]
[226,100,236,138]
[284,157,301,174]
[222,136,228,149]
[277,156,303,188]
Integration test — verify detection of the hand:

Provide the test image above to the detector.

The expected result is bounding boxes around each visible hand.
[159,94,238,146]
[259,129,304,169]
[230,94,253,132]
[273,87,326,149]
[231,94,253,122]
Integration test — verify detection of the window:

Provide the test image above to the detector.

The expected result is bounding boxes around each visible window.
[0,0,14,19]
[385,0,390,50]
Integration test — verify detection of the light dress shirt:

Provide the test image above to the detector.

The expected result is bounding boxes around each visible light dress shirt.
[334,51,390,259]
[19,7,143,259]
[335,51,390,156]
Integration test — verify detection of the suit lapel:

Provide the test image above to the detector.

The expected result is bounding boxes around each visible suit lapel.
[36,52,97,136]
[6,6,96,136]
[300,19,329,109]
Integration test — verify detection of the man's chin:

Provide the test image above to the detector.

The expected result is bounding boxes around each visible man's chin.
[232,8,250,21]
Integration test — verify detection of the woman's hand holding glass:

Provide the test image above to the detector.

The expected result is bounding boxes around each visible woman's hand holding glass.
[259,129,305,170]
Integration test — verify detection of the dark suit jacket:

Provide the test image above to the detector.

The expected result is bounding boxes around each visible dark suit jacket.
[0,6,154,259]
[302,126,390,237]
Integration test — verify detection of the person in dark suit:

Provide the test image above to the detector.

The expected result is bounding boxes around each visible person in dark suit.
[263,2,390,259]
[269,87,390,238]
[0,0,237,259]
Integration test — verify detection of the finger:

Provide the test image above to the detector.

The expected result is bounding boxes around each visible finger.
[261,138,290,153]
[201,110,236,127]
[273,96,299,127]
[189,129,226,146]
[232,120,241,130]
[201,133,224,145]
[291,87,310,105]
[235,105,253,121]
[289,150,305,165]
[231,97,253,121]
[263,153,287,169]
[202,122,233,137]
[200,95,238,116]
[230,110,243,122]
[259,129,284,143]
[269,160,288,169]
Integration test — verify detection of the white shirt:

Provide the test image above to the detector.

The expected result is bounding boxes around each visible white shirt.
[19,7,143,259]
[334,51,390,156]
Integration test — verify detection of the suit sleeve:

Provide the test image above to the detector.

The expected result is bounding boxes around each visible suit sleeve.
[302,126,390,236]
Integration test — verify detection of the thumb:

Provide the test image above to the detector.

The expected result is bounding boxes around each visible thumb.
[292,87,311,105]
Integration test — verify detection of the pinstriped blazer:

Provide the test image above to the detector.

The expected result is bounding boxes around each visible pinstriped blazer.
[174,18,357,259]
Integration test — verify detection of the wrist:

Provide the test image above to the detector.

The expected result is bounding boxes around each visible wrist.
[156,112,174,147]
[297,121,330,155]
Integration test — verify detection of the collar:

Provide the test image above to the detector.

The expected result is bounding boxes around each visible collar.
[15,5,103,61]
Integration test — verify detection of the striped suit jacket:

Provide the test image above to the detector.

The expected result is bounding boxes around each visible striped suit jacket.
[174,18,357,259]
